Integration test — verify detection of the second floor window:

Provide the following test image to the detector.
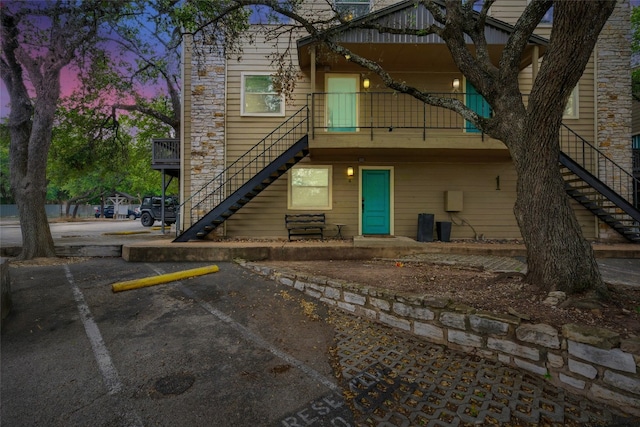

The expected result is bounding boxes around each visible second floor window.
[563,86,579,119]
[335,0,371,20]
[241,73,285,116]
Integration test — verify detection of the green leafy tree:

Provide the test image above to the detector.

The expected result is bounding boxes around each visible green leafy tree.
[113,101,179,198]
[0,122,13,204]
[179,0,618,295]
[48,95,177,218]
[48,103,130,217]
[0,0,131,259]
[1,0,179,257]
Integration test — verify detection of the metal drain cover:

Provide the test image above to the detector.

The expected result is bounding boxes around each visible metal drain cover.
[153,373,195,396]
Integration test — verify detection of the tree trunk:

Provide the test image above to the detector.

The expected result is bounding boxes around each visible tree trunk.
[492,1,615,296]
[10,93,59,258]
[11,107,57,259]
[15,185,56,259]
[509,124,604,295]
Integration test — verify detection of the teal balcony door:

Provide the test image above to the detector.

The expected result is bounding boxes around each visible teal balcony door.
[465,80,491,133]
[362,169,390,235]
[326,75,357,132]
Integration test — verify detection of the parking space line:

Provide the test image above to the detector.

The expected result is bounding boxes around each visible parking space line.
[145,264,339,393]
[65,265,144,427]
[64,265,123,396]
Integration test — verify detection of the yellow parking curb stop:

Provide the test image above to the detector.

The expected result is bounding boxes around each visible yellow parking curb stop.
[111,265,220,293]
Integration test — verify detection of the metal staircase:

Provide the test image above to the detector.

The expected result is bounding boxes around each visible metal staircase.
[174,106,309,242]
[559,125,640,243]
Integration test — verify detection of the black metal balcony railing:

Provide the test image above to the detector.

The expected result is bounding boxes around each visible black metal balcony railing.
[633,148,640,176]
[152,138,180,164]
[308,92,491,140]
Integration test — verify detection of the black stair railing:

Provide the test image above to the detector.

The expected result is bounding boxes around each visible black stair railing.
[560,124,639,209]
[177,106,309,235]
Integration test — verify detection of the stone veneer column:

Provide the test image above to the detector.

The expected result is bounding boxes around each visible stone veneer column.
[190,40,226,196]
[184,38,226,234]
[597,0,632,241]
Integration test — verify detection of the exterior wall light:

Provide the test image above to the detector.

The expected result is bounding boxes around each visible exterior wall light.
[452,78,461,91]
[347,166,354,181]
[363,78,370,90]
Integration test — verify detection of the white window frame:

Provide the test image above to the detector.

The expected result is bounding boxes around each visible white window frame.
[288,165,333,210]
[563,85,579,119]
[334,0,372,20]
[240,72,285,117]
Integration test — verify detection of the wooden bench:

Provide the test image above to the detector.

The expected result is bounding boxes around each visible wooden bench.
[285,213,326,241]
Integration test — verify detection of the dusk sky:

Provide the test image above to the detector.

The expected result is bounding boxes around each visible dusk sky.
[0,0,176,120]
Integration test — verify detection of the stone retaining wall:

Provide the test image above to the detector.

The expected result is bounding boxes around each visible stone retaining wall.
[240,260,640,417]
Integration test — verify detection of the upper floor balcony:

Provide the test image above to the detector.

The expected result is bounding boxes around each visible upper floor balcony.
[307,91,507,155]
[152,138,180,176]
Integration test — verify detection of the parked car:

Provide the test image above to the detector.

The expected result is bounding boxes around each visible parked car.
[94,206,140,220]
[139,195,179,227]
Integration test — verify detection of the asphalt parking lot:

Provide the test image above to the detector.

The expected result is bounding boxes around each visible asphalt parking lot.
[2,220,640,426]
[2,259,351,427]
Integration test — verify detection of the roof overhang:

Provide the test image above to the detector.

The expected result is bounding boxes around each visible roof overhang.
[297,0,548,71]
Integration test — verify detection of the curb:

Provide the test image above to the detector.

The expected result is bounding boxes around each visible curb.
[111,264,220,292]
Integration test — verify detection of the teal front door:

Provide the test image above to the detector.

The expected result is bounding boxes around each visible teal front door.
[362,170,390,235]
[465,81,491,133]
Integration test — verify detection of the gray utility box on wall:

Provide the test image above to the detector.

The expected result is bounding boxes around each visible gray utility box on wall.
[445,191,463,212]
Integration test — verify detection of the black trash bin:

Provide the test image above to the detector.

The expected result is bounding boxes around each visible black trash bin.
[417,213,434,242]
[436,221,452,242]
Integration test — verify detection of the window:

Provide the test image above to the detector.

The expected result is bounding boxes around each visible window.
[288,166,332,210]
[335,0,371,20]
[241,73,284,116]
[563,86,578,119]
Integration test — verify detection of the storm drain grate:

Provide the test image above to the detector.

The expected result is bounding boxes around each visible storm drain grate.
[331,310,619,426]
[152,372,195,396]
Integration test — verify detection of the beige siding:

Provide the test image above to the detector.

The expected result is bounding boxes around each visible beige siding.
[225,30,310,163]
[184,1,604,241]
[223,158,597,240]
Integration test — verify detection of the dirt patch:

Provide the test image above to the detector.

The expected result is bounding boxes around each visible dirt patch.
[260,259,640,339]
